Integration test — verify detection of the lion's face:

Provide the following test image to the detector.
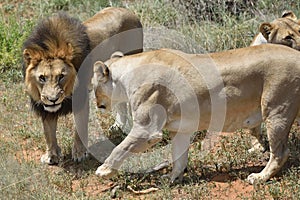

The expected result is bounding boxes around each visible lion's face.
[25,57,77,113]
[94,84,112,113]
[260,11,300,50]
[92,61,113,113]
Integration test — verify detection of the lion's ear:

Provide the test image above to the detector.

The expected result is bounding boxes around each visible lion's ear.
[281,10,297,20]
[93,61,110,82]
[259,23,273,40]
[23,49,33,66]
[110,51,124,59]
[23,48,41,66]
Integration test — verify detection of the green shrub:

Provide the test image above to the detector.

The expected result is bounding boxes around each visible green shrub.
[0,16,34,82]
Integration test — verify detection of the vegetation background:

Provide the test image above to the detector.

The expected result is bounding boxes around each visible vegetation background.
[1,0,300,199]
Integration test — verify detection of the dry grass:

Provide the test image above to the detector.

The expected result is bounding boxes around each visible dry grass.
[2,0,300,199]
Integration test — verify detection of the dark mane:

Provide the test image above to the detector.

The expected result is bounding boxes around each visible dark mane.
[22,12,91,117]
[22,12,90,74]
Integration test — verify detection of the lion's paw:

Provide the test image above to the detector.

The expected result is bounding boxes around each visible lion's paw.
[248,143,266,153]
[160,171,183,183]
[247,173,266,184]
[72,143,88,162]
[41,149,61,165]
[95,164,117,179]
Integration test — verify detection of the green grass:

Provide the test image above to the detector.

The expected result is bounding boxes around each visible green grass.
[2,0,300,199]
[0,15,32,82]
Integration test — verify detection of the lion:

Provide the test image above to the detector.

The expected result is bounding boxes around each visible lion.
[83,7,143,53]
[92,44,300,184]
[22,7,143,165]
[251,11,300,48]
[249,11,300,152]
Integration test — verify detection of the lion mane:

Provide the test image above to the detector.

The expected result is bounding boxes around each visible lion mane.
[22,12,90,118]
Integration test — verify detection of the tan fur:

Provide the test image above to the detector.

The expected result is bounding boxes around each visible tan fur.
[251,11,300,49]
[83,7,143,52]
[93,44,300,184]
[22,8,143,164]
[250,11,300,152]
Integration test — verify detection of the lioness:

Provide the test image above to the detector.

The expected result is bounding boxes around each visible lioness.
[249,11,300,152]
[92,44,300,184]
[22,7,143,164]
[251,11,300,48]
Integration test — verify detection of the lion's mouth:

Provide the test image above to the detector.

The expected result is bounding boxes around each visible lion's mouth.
[43,103,62,112]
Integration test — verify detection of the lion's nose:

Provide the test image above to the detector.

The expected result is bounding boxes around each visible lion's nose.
[47,96,59,104]
[98,104,106,109]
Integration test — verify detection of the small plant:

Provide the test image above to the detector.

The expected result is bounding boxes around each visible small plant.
[0,17,33,82]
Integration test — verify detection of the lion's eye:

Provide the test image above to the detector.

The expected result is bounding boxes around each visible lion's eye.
[39,75,46,83]
[284,35,293,41]
[58,74,65,82]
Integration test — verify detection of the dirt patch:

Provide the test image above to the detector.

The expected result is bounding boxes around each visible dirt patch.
[210,179,254,199]
[72,176,115,197]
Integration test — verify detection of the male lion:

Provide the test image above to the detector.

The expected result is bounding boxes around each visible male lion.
[22,7,143,164]
[251,11,300,48]
[92,44,300,184]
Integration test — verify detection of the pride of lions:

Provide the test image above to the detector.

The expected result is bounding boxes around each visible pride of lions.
[22,7,300,185]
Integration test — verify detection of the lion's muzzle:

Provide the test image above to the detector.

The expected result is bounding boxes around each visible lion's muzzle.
[41,88,64,113]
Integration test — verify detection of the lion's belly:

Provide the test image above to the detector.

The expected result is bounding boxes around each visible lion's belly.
[165,97,261,133]
[220,109,262,131]
[221,98,261,131]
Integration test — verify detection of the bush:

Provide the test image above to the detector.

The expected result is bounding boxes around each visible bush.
[0,16,34,82]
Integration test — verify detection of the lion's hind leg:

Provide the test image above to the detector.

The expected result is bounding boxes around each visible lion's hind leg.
[247,110,295,184]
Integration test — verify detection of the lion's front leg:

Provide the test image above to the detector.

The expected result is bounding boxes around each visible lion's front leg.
[109,102,132,134]
[72,129,88,162]
[169,133,190,182]
[41,116,61,165]
[72,98,89,162]
[96,91,167,178]
[96,125,163,178]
